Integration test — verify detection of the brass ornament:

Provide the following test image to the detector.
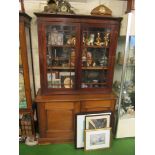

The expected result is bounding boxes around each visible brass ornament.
[44,0,58,13]
[94,32,102,46]
[44,0,75,14]
[91,4,112,16]
[103,32,110,47]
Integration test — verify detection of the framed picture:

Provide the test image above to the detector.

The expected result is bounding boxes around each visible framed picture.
[50,28,63,45]
[59,71,75,77]
[57,33,64,45]
[75,111,112,149]
[47,73,52,88]
[61,75,74,88]
[84,128,111,151]
[59,72,75,88]
[85,114,110,130]
[52,79,61,88]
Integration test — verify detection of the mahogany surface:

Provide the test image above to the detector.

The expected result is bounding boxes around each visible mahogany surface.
[34,13,121,143]
[36,89,117,144]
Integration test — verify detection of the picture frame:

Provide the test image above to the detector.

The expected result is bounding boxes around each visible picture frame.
[57,33,64,45]
[84,128,111,151]
[85,114,111,130]
[47,73,52,88]
[75,111,112,149]
[50,28,64,45]
[59,72,75,88]
[61,75,74,88]
[52,79,61,88]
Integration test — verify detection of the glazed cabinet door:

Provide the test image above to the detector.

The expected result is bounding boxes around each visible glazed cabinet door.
[19,14,35,109]
[79,24,119,92]
[38,22,80,94]
[37,101,80,143]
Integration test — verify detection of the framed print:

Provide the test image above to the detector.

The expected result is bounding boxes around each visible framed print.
[50,28,58,45]
[57,33,64,45]
[75,111,112,149]
[19,0,25,13]
[47,73,52,88]
[85,114,110,129]
[52,79,61,88]
[61,75,74,88]
[59,71,75,77]
[84,128,111,151]
[50,28,63,45]
[59,72,75,88]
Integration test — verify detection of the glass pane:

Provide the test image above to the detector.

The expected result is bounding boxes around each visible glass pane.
[25,27,35,99]
[81,26,111,88]
[46,25,76,89]
[19,47,27,109]
[113,35,135,114]
[122,36,135,108]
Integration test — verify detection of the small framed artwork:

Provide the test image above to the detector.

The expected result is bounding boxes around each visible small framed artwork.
[47,73,52,88]
[61,75,74,88]
[59,72,75,88]
[59,71,75,77]
[85,114,110,129]
[75,111,112,149]
[50,28,63,45]
[52,79,61,88]
[50,28,59,45]
[84,128,111,151]
[57,33,64,45]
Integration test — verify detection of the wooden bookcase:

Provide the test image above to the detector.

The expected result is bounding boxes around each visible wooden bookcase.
[34,13,122,143]
[19,12,36,137]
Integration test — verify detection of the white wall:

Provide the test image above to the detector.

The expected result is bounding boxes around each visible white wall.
[23,0,128,93]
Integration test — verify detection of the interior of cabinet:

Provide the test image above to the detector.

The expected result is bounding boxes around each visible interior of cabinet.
[46,24,77,89]
[81,26,110,89]
[46,25,111,89]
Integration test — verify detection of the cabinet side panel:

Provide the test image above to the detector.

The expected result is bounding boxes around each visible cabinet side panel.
[37,102,46,137]
[37,22,47,94]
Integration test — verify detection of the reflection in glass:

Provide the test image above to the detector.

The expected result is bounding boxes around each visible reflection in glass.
[19,48,27,108]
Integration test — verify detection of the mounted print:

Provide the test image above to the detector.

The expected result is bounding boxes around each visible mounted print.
[85,114,110,130]
[59,72,75,88]
[84,128,111,151]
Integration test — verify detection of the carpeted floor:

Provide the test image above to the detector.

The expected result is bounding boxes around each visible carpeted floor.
[19,138,135,155]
